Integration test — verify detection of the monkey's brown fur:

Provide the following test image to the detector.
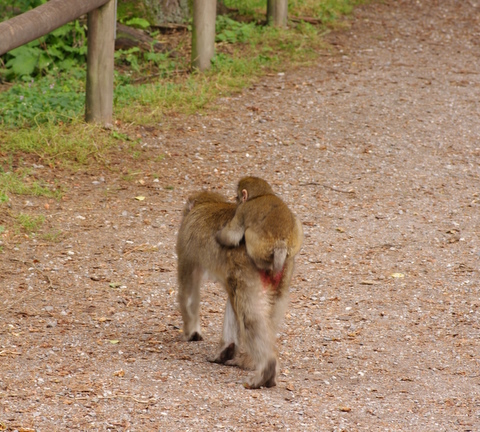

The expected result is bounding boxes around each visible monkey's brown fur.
[216,176,303,274]
[176,191,294,389]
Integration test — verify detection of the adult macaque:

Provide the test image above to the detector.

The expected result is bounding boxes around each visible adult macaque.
[176,191,295,389]
[216,176,303,274]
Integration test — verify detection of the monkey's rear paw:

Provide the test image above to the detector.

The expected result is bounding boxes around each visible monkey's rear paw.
[243,359,277,389]
[208,342,235,364]
[186,331,203,342]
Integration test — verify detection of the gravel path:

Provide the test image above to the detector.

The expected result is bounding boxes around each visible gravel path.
[1,0,479,430]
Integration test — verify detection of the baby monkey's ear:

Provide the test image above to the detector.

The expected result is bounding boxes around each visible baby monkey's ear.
[241,188,249,203]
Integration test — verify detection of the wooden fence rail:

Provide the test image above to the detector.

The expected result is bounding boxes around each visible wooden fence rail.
[0,0,109,55]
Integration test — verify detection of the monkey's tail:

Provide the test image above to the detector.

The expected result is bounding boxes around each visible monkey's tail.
[273,244,287,274]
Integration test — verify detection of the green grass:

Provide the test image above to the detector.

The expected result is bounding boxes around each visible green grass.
[222,0,266,17]
[15,213,45,234]
[223,0,366,22]
[40,229,63,242]
[1,118,119,166]
[0,166,63,203]
[291,0,362,22]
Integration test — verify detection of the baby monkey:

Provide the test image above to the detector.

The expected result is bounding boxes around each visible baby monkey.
[216,176,303,274]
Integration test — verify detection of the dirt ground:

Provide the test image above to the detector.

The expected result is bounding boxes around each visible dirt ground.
[1,0,479,430]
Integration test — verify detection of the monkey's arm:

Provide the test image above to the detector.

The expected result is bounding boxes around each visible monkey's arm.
[216,210,245,247]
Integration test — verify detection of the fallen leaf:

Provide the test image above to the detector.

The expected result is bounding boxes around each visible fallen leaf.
[135,196,146,201]
[391,273,405,278]
[109,340,120,344]
[360,280,380,285]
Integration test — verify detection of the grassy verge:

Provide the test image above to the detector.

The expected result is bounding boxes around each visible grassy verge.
[115,18,325,124]
[224,0,363,22]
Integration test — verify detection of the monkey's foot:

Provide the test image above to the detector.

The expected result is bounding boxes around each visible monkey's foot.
[186,331,203,342]
[243,358,277,389]
[208,342,236,364]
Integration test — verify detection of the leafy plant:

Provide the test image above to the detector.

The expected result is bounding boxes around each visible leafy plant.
[0,20,87,81]
[125,17,151,29]
[144,51,177,71]
[115,47,142,72]
[0,73,85,128]
[0,0,47,20]
[215,16,255,44]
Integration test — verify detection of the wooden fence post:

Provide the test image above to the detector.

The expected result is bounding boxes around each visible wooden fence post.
[191,0,216,71]
[267,0,288,27]
[85,0,116,126]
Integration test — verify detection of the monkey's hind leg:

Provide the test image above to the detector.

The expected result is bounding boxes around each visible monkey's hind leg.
[244,229,275,271]
[209,298,238,364]
[234,280,277,389]
[177,261,204,341]
[218,298,255,370]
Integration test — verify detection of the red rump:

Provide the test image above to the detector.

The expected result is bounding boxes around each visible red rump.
[260,267,284,291]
